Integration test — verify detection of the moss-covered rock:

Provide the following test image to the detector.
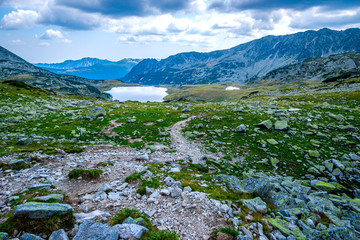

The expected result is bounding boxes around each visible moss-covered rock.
[14,202,73,219]
[269,218,305,239]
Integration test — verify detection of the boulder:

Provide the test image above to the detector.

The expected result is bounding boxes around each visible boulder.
[27,183,52,190]
[274,120,288,130]
[306,226,357,240]
[257,120,272,129]
[14,202,73,219]
[34,194,64,202]
[49,229,69,240]
[8,158,25,166]
[113,223,149,239]
[216,175,273,197]
[73,220,118,240]
[241,197,267,213]
[268,218,305,240]
[20,233,44,240]
[0,232,8,240]
[234,124,247,133]
[86,107,106,120]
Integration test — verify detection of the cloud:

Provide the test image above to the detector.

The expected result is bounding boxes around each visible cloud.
[61,38,71,43]
[289,7,360,29]
[40,29,63,39]
[0,9,39,29]
[10,39,25,45]
[38,4,103,30]
[208,0,359,12]
[56,0,194,17]
[39,42,50,46]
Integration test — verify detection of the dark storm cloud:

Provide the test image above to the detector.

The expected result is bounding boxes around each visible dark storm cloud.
[208,0,360,12]
[56,0,193,17]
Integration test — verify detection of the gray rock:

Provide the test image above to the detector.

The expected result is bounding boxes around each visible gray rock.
[241,197,267,213]
[170,187,182,197]
[170,167,180,173]
[183,186,192,192]
[257,120,272,129]
[8,159,25,166]
[135,153,149,161]
[306,226,357,240]
[349,153,360,161]
[86,107,106,120]
[0,232,8,240]
[14,202,73,219]
[19,233,44,240]
[97,183,112,193]
[74,210,111,223]
[73,220,117,240]
[113,223,149,239]
[234,124,247,133]
[274,120,288,130]
[27,183,52,190]
[34,194,64,202]
[216,175,272,197]
[49,229,69,240]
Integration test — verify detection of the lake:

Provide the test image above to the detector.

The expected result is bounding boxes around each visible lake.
[106,86,168,102]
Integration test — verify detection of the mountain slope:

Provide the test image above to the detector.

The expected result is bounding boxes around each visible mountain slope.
[122,28,360,85]
[36,58,141,80]
[248,52,360,84]
[0,47,111,99]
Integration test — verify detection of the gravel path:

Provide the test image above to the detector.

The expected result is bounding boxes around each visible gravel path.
[169,116,220,162]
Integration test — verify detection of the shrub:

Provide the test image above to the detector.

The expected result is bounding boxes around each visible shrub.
[110,208,153,231]
[211,227,239,238]
[68,168,103,179]
[147,230,179,240]
[125,172,142,182]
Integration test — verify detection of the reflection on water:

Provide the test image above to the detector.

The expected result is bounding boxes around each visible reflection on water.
[225,86,240,90]
[106,86,168,102]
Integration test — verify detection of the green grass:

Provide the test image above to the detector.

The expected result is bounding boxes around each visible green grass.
[147,230,179,240]
[211,227,239,238]
[68,168,103,179]
[110,208,153,231]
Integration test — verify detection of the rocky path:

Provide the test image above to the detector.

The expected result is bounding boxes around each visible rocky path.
[169,116,219,162]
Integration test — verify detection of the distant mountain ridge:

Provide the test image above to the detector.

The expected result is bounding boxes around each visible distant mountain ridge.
[0,46,111,99]
[248,52,360,84]
[122,28,360,85]
[36,58,141,80]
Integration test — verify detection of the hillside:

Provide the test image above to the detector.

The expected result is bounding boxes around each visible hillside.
[0,47,111,100]
[122,28,360,85]
[0,77,359,239]
[36,58,141,80]
[248,52,360,84]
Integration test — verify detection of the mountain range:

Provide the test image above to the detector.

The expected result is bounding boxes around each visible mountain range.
[35,58,141,80]
[121,28,360,85]
[248,52,360,84]
[0,46,111,100]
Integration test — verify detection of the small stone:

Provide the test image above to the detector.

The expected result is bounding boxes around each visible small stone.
[170,167,180,173]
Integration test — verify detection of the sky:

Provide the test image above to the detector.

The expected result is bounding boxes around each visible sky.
[0,0,360,63]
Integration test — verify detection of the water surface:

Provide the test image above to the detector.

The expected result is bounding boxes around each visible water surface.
[225,86,240,90]
[107,86,168,102]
